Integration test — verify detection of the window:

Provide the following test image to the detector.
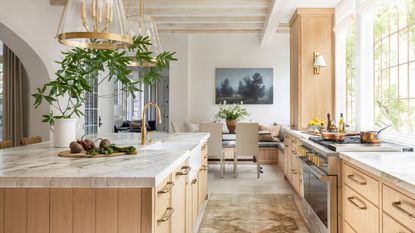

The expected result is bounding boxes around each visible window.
[114,69,143,121]
[84,78,98,134]
[373,0,415,134]
[346,27,357,127]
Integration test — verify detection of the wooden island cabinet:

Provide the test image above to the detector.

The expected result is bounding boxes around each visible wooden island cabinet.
[0,133,210,233]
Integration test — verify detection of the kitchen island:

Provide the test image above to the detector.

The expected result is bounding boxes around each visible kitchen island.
[0,132,209,233]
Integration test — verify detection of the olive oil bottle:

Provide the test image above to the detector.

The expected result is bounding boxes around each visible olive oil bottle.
[339,113,345,133]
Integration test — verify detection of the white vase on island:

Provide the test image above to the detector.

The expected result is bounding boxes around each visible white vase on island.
[53,118,78,148]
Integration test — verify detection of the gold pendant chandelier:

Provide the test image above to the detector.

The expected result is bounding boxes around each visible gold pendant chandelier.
[57,0,133,50]
[127,0,162,67]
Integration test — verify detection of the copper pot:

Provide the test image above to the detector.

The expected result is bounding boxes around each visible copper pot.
[321,132,346,142]
[360,125,392,143]
[360,131,381,143]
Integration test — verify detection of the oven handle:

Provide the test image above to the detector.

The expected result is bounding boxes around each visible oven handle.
[297,156,332,183]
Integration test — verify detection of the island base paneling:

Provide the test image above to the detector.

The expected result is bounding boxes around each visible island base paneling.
[1,188,154,233]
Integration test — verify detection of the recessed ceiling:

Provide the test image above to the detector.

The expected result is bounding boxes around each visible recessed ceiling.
[50,0,341,43]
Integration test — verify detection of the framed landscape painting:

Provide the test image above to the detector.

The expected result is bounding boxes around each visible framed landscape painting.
[215,68,274,104]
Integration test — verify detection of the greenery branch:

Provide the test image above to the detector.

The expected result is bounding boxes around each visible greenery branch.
[33,36,176,125]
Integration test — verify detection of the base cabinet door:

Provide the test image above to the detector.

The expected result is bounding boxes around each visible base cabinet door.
[343,185,379,233]
[192,175,199,225]
[198,168,208,209]
[172,166,188,233]
[185,181,193,233]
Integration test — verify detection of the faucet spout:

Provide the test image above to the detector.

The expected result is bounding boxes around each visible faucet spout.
[141,102,162,145]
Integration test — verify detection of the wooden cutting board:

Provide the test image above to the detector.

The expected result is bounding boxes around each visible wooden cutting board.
[58,150,138,158]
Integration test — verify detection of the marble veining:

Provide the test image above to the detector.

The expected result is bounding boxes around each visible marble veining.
[0,132,209,188]
[339,152,415,194]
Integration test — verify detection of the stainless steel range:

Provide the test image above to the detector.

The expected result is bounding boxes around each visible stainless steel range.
[297,136,412,233]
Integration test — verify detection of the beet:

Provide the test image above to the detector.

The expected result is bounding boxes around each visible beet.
[69,141,83,153]
[99,139,111,148]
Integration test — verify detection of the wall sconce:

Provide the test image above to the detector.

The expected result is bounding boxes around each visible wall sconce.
[313,52,327,75]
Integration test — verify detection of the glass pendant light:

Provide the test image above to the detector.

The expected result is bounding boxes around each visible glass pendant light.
[127,0,162,67]
[57,0,133,50]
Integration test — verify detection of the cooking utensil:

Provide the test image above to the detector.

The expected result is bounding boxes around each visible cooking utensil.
[321,132,346,142]
[360,125,392,143]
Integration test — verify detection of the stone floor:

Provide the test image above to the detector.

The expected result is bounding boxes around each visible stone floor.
[208,163,295,194]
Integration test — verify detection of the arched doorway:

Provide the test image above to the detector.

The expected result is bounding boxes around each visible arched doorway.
[0,23,51,141]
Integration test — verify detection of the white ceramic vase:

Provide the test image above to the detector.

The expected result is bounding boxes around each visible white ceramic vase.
[53,118,78,148]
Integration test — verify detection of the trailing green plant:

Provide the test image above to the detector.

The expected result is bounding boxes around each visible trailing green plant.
[33,36,176,125]
[214,103,250,121]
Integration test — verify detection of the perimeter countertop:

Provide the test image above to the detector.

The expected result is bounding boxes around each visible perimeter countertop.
[339,152,415,194]
[0,132,209,188]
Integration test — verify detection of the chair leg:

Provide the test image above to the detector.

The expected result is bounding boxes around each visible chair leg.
[220,151,224,178]
[255,155,260,178]
[233,150,238,178]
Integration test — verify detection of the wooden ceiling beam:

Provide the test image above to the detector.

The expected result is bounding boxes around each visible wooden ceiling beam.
[260,0,280,45]
[157,23,264,30]
[126,8,268,17]
[159,29,261,34]
[153,16,266,24]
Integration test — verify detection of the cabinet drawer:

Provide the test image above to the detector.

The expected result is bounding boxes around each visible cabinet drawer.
[343,163,379,205]
[343,185,379,233]
[156,175,173,212]
[155,199,173,233]
[383,213,413,233]
[383,185,415,230]
[343,222,357,233]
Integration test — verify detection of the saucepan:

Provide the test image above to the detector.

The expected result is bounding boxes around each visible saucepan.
[360,125,392,143]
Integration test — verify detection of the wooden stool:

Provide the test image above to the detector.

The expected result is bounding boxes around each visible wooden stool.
[0,140,13,149]
[20,136,42,146]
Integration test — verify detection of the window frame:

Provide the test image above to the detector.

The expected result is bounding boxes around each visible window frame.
[336,0,415,146]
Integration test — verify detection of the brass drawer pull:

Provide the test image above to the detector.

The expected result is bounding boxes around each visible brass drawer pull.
[200,165,209,171]
[192,179,197,184]
[291,169,297,174]
[347,196,367,210]
[177,166,191,176]
[284,144,289,147]
[158,207,174,222]
[292,139,298,143]
[158,182,174,194]
[392,201,415,219]
[347,174,367,185]
[202,144,207,150]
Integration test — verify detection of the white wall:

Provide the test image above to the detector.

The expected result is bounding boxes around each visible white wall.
[0,0,65,140]
[160,34,291,128]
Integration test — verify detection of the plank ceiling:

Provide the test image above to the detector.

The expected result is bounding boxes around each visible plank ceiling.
[50,0,341,44]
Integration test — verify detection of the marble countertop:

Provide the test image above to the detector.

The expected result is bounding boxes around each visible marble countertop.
[0,132,209,188]
[340,152,415,194]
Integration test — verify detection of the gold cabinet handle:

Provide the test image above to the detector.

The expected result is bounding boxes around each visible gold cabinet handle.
[200,165,209,171]
[158,182,174,194]
[292,139,298,143]
[347,174,367,185]
[157,207,174,222]
[392,201,415,219]
[291,169,297,174]
[347,196,367,210]
[176,166,191,176]
[192,179,197,184]
[202,144,207,150]
[284,144,289,147]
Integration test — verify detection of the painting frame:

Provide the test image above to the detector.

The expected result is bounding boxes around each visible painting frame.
[215,68,274,105]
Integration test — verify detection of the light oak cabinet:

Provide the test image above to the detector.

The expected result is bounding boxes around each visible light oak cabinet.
[282,133,302,196]
[290,9,335,129]
[341,161,415,233]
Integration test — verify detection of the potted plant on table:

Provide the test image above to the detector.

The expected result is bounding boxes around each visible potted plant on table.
[214,103,250,133]
[33,36,176,147]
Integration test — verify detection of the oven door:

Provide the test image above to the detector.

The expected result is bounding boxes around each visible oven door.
[299,156,338,233]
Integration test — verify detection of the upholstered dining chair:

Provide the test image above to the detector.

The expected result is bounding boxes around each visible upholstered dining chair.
[0,140,13,149]
[199,122,224,177]
[235,123,260,178]
[20,136,42,146]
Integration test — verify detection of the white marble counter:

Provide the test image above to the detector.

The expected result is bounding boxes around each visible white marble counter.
[0,132,209,188]
[340,152,415,194]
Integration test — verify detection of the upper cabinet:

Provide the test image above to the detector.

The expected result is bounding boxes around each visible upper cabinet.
[290,9,335,130]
